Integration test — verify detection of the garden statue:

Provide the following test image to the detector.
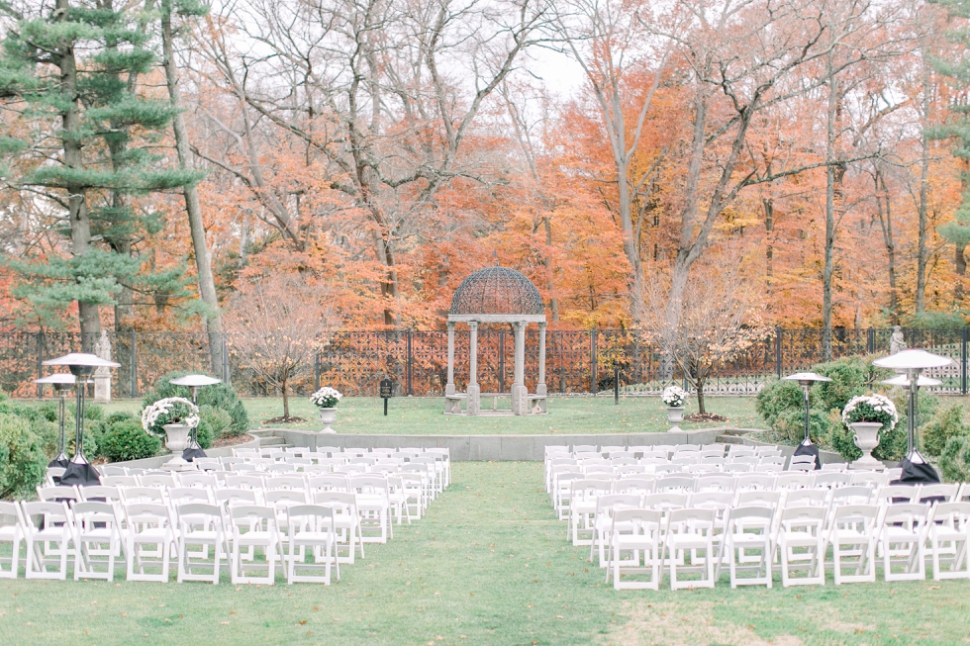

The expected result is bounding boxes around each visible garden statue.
[93,330,113,403]
[889,326,906,355]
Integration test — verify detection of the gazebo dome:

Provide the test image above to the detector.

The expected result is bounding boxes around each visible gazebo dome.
[449,267,544,316]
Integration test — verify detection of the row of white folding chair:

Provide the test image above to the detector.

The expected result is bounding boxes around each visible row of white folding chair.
[45,478,410,541]
[549,462,785,494]
[550,471,902,522]
[548,443,774,456]
[1,499,343,585]
[551,469,890,509]
[101,466,436,500]
[571,483,883,550]
[594,499,970,590]
[29,486,368,568]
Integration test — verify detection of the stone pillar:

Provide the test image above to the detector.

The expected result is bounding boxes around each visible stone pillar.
[467,321,480,416]
[93,330,112,403]
[446,322,456,396]
[511,321,527,415]
[536,322,547,412]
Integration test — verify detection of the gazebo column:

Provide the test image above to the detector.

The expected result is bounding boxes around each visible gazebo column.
[467,321,480,416]
[446,322,456,396]
[535,322,547,413]
[511,321,527,415]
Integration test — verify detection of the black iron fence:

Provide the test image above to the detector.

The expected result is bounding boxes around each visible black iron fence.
[6,327,967,399]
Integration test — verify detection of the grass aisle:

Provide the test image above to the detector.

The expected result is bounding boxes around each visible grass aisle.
[3,463,970,645]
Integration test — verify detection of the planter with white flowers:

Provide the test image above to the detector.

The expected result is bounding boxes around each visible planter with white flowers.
[661,385,688,433]
[310,387,343,433]
[141,396,201,467]
[841,393,898,470]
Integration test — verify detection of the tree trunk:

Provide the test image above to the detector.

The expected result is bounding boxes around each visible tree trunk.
[543,216,560,322]
[695,373,706,415]
[281,378,289,419]
[57,0,100,353]
[875,172,899,324]
[616,158,646,324]
[916,54,932,314]
[822,67,841,361]
[957,243,967,305]
[162,1,225,375]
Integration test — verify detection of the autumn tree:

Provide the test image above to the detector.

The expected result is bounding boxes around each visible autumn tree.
[643,259,767,415]
[225,275,339,420]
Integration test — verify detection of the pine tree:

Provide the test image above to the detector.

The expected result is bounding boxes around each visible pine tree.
[930,0,970,309]
[0,0,198,346]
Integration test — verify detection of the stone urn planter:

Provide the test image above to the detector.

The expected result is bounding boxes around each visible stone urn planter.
[318,408,337,434]
[666,406,685,433]
[849,421,884,470]
[162,423,191,466]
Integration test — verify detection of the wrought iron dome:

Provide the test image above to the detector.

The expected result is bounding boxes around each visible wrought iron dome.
[449,267,544,316]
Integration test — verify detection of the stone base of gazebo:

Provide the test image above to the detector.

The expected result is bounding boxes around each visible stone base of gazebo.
[443,389,547,416]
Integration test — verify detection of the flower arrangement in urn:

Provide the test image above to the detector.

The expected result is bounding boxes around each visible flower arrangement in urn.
[841,393,897,469]
[141,397,200,463]
[661,385,688,409]
[661,385,688,432]
[310,387,342,434]
[141,396,200,436]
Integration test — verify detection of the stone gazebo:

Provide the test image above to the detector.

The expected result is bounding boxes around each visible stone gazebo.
[445,267,547,416]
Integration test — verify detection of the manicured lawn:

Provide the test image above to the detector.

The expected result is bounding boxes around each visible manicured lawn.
[3,462,969,645]
[91,395,763,435]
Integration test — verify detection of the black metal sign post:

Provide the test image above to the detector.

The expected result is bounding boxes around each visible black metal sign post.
[380,376,393,416]
[613,361,619,405]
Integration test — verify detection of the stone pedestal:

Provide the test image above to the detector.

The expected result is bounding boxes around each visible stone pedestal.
[93,370,111,403]
[467,384,481,416]
[511,384,528,416]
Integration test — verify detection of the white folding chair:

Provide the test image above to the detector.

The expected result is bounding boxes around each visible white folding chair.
[139,473,176,488]
[570,480,611,546]
[176,503,229,584]
[664,508,717,590]
[124,502,176,582]
[79,485,122,503]
[589,494,641,567]
[928,502,970,580]
[350,475,392,543]
[776,506,826,587]
[0,501,24,578]
[725,506,774,588]
[21,501,72,580]
[229,505,278,585]
[695,475,735,494]
[286,505,340,585]
[71,501,122,581]
[178,472,219,488]
[100,475,138,488]
[829,504,878,585]
[609,508,664,590]
[312,491,364,563]
[879,503,929,582]
[918,484,959,504]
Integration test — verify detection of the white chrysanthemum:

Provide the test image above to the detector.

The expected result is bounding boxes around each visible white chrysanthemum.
[842,393,898,431]
[310,386,343,408]
[141,397,200,435]
[661,385,688,407]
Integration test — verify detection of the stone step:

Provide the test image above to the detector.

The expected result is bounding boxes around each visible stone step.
[258,436,289,448]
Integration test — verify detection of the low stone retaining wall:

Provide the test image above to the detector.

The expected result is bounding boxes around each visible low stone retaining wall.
[109,433,261,470]
[263,427,757,461]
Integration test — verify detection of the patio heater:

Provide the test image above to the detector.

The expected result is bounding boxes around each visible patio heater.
[42,353,120,486]
[32,373,76,468]
[872,349,952,484]
[782,372,832,469]
[169,374,222,461]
